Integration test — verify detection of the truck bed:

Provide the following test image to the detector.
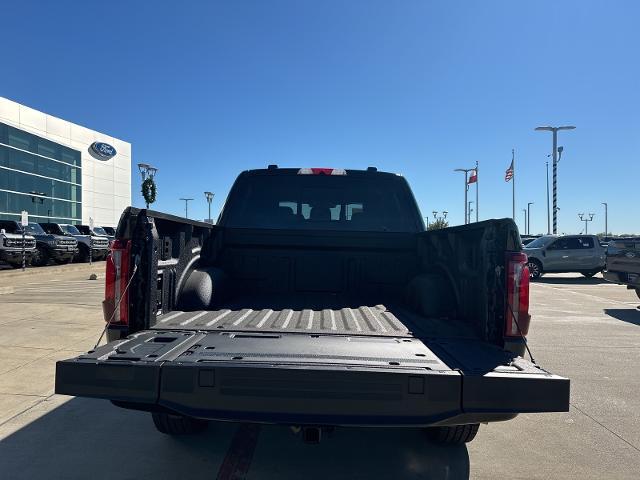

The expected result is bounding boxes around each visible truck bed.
[153,303,476,338]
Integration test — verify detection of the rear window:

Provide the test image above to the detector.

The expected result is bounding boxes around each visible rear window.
[577,237,594,249]
[223,174,419,232]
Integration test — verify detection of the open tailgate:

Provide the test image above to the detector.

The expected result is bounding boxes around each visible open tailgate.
[56,331,569,426]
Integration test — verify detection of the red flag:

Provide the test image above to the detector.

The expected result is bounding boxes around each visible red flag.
[468,168,477,184]
[505,160,514,182]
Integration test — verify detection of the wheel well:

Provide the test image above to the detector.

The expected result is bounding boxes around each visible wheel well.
[528,257,542,267]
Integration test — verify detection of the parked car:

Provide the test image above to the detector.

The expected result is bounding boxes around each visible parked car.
[93,226,115,243]
[521,236,540,247]
[0,221,78,266]
[0,220,36,268]
[101,226,116,237]
[524,234,606,280]
[603,238,640,299]
[57,166,569,445]
[40,223,109,262]
[75,225,115,249]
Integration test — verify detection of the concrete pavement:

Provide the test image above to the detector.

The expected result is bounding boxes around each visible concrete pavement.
[0,267,639,479]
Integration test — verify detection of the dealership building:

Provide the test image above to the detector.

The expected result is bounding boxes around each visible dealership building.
[0,97,131,228]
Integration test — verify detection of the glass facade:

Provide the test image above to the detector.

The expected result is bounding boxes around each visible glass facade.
[0,121,82,224]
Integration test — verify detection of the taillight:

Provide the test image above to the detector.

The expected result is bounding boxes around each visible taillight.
[103,239,131,325]
[297,168,347,175]
[505,252,531,337]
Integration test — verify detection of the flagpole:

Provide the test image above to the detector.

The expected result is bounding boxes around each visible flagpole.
[512,149,515,220]
[464,171,468,225]
[475,161,479,222]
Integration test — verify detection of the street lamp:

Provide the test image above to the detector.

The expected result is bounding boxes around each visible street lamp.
[179,198,194,219]
[204,191,215,223]
[578,212,595,234]
[454,168,474,224]
[535,125,576,234]
[527,202,534,236]
[522,208,527,234]
[601,202,608,238]
[468,201,474,225]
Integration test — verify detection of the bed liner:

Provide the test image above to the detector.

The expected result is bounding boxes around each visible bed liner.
[152,304,476,339]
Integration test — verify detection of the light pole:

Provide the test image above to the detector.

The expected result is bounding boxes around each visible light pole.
[522,209,527,235]
[601,202,608,238]
[578,213,594,234]
[468,201,474,224]
[429,211,448,229]
[179,198,194,219]
[454,168,473,224]
[545,161,550,234]
[535,125,575,234]
[138,163,158,208]
[527,202,534,236]
[204,191,215,223]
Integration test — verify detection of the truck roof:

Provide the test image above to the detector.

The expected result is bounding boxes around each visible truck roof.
[241,166,399,177]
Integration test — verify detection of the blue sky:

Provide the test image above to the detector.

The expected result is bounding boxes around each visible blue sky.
[2,1,638,234]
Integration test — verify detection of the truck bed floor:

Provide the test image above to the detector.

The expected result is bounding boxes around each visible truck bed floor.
[152,303,476,338]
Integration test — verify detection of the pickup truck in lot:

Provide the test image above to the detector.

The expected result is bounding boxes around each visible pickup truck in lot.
[604,238,640,298]
[56,167,569,445]
[0,220,36,267]
[524,234,606,280]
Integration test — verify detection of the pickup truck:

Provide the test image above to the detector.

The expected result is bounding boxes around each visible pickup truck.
[56,167,569,445]
[0,220,36,268]
[604,238,640,298]
[524,234,606,280]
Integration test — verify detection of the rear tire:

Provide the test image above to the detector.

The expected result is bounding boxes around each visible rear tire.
[151,412,208,435]
[528,260,543,280]
[425,424,480,445]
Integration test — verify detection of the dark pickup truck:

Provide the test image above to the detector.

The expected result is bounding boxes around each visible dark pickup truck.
[604,238,640,298]
[56,167,569,445]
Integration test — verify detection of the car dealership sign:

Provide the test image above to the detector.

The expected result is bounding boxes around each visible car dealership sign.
[89,142,117,160]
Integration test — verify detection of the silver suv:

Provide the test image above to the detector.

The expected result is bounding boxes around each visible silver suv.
[524,234,606,279]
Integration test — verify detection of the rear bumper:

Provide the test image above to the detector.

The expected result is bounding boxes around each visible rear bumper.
[55,331,570,426]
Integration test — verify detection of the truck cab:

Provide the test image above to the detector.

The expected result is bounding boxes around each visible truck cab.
[0,220,36,268]
[524,234,606,279]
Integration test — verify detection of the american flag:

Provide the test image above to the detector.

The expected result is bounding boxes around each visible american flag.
[505,160,514,182]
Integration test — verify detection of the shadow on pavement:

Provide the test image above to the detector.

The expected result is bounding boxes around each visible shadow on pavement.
[535,276,608,285]
[604,308,640,326]
[0,397,470,480]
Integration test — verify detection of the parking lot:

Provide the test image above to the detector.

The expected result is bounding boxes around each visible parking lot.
[0,265,639,479]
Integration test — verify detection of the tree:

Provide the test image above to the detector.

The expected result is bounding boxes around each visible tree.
[427,218,449,231]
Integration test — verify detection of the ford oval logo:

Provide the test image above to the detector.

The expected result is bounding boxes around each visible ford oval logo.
[89,142,117,160]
